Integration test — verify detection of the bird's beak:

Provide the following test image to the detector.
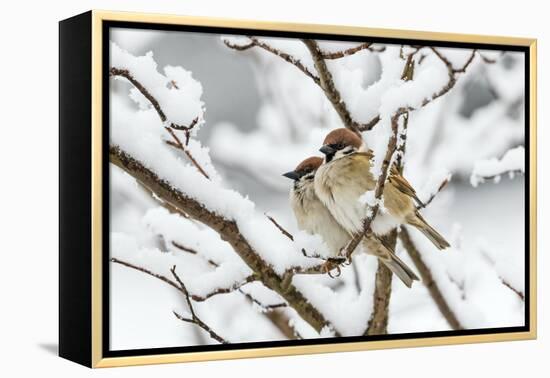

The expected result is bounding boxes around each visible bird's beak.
[282,171,300,181]
[319,145,336,156]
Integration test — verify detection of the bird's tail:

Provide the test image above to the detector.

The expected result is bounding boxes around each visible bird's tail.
[380,253,419,288]
[408,211,450,250]
[362,236,419,288]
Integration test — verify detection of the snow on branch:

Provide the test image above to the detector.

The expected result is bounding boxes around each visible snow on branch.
[109,44,210,179]
[399,228,463,330]
[109,145,339,335]
[171,266,229,344]
[470,146,525,187]
[303,39,381,132]
[342,111,403,259]
[319,42,385,59]
[110,257,228,343]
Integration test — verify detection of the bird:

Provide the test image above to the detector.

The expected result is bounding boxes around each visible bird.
[283,156,419,287]
[315,128,450,252]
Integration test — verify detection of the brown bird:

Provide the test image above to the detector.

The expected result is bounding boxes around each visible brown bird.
[284,156,419,287]
[315,128,450,251]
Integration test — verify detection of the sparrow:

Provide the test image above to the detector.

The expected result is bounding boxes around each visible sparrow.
[315,128,450,251]
[284,156,419,287]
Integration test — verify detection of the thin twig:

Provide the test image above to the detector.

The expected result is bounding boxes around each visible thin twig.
[319,42,385,59]
[165,127,210,180]
[111,257,181,292]
[420,177,450,209]
[265,213,294,241]
[399,228,463,330]
[238,289,288,311]
[190,275,258,302]
[501,280,525,301]
[224,37,320,84]
[343,110,404,259]
[171,266,228,344]
[171,241,219,267]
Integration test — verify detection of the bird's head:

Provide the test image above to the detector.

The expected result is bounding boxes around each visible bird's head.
[319,128,364,163]
[282,156,323,184]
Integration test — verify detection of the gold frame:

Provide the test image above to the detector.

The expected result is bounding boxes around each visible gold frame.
[90,9,537,368]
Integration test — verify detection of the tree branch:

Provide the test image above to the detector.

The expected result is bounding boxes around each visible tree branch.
[343,110,404,259]
[265,213,294,241]
[109,145,339,335]
[420,176,450,209]
[171,266,229,344]
[189,275,258,302]
[164,127,210,179]
[399,228,463,330]
[319,42,385,59]
[365,257,393,334]
[224,37,320,85]
[302,39,380,132]
[110,66,208,179]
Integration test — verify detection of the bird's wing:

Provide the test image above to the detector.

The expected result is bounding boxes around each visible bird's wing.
[388,165,425,207]
[355,149,375,161]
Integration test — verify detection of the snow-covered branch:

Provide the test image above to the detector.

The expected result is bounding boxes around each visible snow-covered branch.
[319,42,385,59]
[110,257,228,343]
[343,111,403,259]
[302,39,380,132]
[109,145,339,335]
[398,229,463,330]
[470,146,525,187]
[171,266,229,344]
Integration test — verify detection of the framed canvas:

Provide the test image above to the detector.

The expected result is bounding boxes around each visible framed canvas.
[59,10,537,368]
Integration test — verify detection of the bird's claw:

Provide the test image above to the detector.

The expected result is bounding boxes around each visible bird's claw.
[323,257,346,278]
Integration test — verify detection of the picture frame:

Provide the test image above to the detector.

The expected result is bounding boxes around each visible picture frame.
[59,10,537,368]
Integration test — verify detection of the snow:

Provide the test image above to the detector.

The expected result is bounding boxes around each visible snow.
[470,146,525,187]
[111,42,205,130]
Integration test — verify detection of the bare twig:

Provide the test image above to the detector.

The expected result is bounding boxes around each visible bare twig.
[171,266,228,344]
[424,48,477,105]
[111,256,256,303]
[190,275,258,302]
[238,288,288,311]
[501,280,525,301]
[479,250,525,301]
[111,257,182,292]
[265,213,294,241]
[164,127,210,179]
[171,241,219,267]
[420,177,450,209]
[319,42,385,59]
[110,145,339,335]
[224,37,320,84]
[399,228,463,330]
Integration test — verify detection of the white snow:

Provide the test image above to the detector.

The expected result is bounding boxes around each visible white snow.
[470,146,525,187]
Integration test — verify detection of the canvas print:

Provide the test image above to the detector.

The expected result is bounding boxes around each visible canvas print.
[108,26,526,352]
